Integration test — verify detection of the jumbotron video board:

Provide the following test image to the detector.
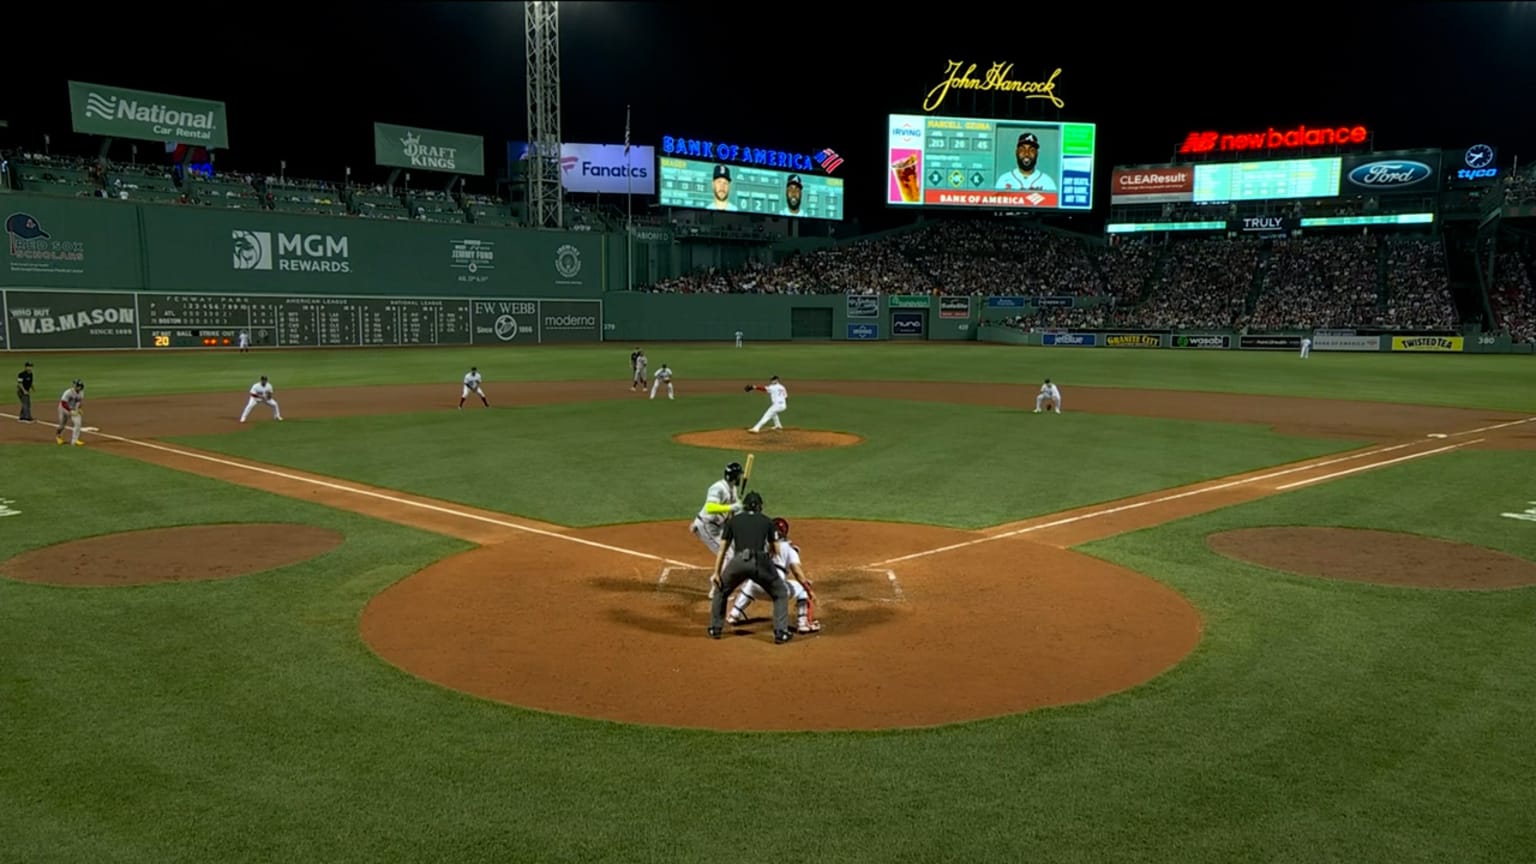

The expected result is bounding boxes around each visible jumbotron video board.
[658,157,845,220]
[886,114,1096,210]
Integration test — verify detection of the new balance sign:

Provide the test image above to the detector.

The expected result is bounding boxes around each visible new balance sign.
[69,81,229,148]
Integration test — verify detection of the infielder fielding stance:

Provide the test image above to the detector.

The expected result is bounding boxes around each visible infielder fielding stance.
[55,379,85,446]
[649,364,674,400]
[708,490,795,643]
[240,376,283,423]
[727,516,820,633]
[460,366,490,409]
[1034,378,1062,414]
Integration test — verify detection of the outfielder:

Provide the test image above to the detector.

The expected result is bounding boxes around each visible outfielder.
[630,348,648,391]
[1300,337,1312,359]
[746,375,787,433]
[727,516,820,634]
[734,329,743,348]
[55,379,85,447]
[239,376,283,423]
[237,331,250,352]
[1034,378,1062,414]
[649,364,674,400]
[459,366,490,409]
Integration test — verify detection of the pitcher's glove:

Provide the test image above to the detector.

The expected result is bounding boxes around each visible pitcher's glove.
[743,384,755,392]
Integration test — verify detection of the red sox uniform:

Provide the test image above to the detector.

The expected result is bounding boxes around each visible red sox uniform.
[239,376,283,423]
[55,381,85,446]
[728,518,818,633]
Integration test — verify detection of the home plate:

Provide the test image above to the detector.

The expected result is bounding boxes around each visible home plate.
[1427,433,1448,438]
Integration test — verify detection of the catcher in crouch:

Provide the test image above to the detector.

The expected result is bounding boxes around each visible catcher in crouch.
[727,516,820,634]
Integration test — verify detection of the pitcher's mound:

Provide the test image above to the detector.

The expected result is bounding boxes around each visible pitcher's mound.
[1207,526,1536,590]
[674,429,864,452]
[0,523,344,587]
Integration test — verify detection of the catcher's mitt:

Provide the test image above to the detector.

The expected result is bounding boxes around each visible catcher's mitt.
[743,384,755,392]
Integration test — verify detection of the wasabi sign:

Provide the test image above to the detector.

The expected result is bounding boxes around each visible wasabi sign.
[68,81,229,148]
[374,123,486,177]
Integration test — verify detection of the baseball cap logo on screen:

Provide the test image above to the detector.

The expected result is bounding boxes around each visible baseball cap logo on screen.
[1346,160,1432,189]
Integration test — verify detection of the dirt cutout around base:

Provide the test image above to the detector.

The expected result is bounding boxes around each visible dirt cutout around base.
[1207,527,1536,590]
[0,523,344,587]
[362,519,1203,732]
[673,428,864,452]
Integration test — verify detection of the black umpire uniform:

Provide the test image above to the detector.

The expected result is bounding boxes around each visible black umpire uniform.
[15,361,34,422]
[709,491,794,643]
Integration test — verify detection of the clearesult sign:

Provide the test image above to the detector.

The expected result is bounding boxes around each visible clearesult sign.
[375,122,486,177]
[1390,335,1464,352]
[68,81,229,148]
[888,295,930,309]
[1105,333,1163,348]
[1172,334,1230,349]
[1110,166,1194,204]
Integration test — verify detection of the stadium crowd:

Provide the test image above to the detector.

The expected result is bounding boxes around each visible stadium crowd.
[1381,238,1458,330]
[1247,236,1381,331]
[1489,247,1535,343]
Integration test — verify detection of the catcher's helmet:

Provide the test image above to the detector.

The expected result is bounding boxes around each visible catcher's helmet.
[773,517,789,537]
[724,461,744,483]
[742,491,764,512]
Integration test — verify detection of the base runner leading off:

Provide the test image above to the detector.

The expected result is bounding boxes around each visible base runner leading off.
[55,379,85,446]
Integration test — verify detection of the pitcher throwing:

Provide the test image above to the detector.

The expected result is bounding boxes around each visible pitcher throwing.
[746,375,787,433]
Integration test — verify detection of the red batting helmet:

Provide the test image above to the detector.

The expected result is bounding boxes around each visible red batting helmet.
[773,517,790,537]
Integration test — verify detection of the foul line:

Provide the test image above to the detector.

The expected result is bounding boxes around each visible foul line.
[3,414,695,569]
[866,437,1459,568]
[1274,439,1483,490]
[1449,416,1536,437]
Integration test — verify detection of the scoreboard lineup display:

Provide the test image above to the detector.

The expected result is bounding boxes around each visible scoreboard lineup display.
[886,114,1097,210]
[658,157,845,220]
[1192,157,1342,203]
[141,295,473,347]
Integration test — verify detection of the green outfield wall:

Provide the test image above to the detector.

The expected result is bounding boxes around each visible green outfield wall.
[2,193,606,298]
[600,292,978,342]
[974,325,1532,354]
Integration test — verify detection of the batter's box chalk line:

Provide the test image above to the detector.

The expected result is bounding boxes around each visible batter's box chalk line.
[657,565,906,603]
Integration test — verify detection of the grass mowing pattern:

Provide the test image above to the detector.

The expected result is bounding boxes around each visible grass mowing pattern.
[5,447,1534,862]
[34,343,1536,411]
[169,394,1355,528]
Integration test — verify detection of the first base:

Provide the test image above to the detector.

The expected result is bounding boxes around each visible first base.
[1426,433,1448,439]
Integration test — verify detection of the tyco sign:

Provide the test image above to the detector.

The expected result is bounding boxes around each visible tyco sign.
[1391,336,1464,352]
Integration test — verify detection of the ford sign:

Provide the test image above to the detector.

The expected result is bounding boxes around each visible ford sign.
[1346,160,1433,189]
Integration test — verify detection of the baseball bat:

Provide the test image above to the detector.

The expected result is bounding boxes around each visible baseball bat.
[742,453,755,492]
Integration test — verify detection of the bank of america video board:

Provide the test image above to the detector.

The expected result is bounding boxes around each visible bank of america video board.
[886,114,1096,210]
[658,157,845,220]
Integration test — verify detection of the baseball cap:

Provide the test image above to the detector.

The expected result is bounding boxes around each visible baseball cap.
[4,213,49,240]
[713,164,732,181]
[1017,132,1040,148]
[786,174,802,187]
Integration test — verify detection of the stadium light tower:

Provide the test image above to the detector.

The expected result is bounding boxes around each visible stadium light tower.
[525,0,564,229]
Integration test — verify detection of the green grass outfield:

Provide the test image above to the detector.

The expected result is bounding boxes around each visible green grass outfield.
[15,342,1536,411]
[4,442,1533,862]
[167,393,1354,528]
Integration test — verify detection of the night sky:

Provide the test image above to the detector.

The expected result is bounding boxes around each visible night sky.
[5,1,1533,230]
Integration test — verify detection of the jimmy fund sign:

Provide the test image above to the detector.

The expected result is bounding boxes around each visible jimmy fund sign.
[374,122,486,177]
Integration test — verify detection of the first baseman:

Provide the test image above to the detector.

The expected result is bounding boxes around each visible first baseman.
[1034,378,1061,414]
[239,376,283,423]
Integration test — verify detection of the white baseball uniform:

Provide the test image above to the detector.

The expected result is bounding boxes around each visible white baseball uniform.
[240,380,282,423]
[649,366,674,400]
[56,387,84,445]
[462,370,487,400]
[690,478,741,555]
[735,330,744,348]
[1035,382,1062,413]
[994,168,1058,191]
[237,331,250,351]
[1300,337,1312,359]
[730,538,816,631]
[749,381,787,432]
[632,352,648,387]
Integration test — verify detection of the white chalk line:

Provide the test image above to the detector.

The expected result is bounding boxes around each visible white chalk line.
[1449,416,1536,437]
[1274,439,1484,490]
[865,417,1522,569]
[1,413,695,569]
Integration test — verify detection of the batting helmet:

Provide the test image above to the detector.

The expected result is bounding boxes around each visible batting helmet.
[773,517,789,537]
[724,461,744,483]
[742,491,764,512]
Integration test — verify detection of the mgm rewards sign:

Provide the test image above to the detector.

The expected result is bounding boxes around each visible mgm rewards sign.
[923,61,1064,112]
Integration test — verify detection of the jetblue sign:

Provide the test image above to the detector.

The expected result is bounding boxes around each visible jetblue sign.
[662,136,818,173]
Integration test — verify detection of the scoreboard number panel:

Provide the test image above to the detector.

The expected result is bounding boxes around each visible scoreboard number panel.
[138,294,475,348]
